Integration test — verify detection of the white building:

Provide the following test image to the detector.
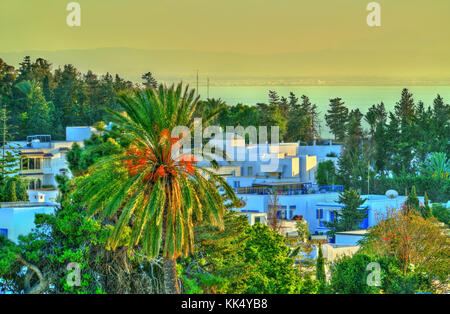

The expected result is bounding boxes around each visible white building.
[4,126,96,203]
[232,183,418,236]
[0,202,56,243]
[0,127,96,242]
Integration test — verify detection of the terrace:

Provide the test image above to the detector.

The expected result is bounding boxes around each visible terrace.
[235,182,343,195]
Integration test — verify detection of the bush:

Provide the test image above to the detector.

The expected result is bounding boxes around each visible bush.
[432,203,450,226]
[328,254,382,294]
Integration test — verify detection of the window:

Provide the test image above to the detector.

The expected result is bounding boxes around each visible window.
[36,179,42,189]
[21,158,29,170]
[0,229,7,238]
[330,211,337,222]
[233,181,240,188]
[29,180,35,190]
[254,216,262,224]
[21,157,41,170]
[316,208,324,227]
[248,166,253,176]
[289,205,296,219]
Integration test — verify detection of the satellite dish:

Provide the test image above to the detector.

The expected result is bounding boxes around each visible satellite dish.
[385,190,398,199]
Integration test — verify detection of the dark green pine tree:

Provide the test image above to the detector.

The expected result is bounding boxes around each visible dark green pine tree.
[325,97,348,141]
[141,72,158,89]
[395,88,416,126]
[431,95,450,155]
[326,189,367,238]
[0,104,21,183]
[337,109,367,189]
[14,80,53,136]
[373,121,387,172]
[393,89,416,173]
[365,105,378,140]
[278,96,289,120]
[268,90,280,107]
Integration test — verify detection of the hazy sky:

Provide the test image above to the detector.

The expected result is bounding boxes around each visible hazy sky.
[1,0,449,84]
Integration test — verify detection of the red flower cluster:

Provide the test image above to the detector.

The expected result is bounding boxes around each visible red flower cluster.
[123,129,197,181]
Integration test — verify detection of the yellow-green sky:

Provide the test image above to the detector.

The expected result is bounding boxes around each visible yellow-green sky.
[1,0,449,85]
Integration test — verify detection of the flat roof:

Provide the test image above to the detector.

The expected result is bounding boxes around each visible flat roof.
[335,230,368,236]
[0,202,57,208]
[253,182,309,186]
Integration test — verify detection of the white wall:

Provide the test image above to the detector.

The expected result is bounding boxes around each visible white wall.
[335,234,365,246]
[0,205,56,243]
[66,127,95,142]
[233,193,416,235]
[297,145,341,159]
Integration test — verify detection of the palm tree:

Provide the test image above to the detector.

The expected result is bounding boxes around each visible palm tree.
[420,152,449,178]
[76,83,237,293]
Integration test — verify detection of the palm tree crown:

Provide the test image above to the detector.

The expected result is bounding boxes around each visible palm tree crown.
[76,83,237,262]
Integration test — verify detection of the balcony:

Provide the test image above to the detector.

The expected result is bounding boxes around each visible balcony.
[236,184,343,195]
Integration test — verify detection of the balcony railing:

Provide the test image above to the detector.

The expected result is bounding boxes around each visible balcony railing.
[236,184,343,195]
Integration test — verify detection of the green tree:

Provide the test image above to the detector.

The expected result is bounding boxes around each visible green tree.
[14,80,53,136]
[316,243,326,293]
[0,195,162,294]
[75,83,238,294]
[405,185,420,214]
[0,105,20,184]
[316,160,337,185]
[141,72,158,89]
[66,142,83,174]
[256,102,287,140]
[337,109,372,190]
[326,189,367,238]
[391,89,417,173]
[431,203,449,226]
[242,224,307,293]
[418,192,433,219]
[1,176,29,202]
[328,254,382,294]
[180,210,251,293]
[287,94,319,142]
[325,98,348,141]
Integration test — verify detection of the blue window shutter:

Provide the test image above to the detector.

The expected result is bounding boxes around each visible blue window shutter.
[0,229,8,238]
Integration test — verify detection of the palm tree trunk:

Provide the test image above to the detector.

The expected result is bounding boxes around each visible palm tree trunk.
[163,257,179,294]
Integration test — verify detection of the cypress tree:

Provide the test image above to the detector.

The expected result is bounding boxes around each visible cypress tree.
[316,243,326,293]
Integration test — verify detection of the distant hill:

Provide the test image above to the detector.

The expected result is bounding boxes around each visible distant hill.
[1,47,449,86]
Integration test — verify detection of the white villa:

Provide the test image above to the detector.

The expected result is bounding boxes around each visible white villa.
[0,127,97,242]
[5,126,96,202]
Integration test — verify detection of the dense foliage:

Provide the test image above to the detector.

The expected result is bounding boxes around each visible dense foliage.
[0,56,136,140]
